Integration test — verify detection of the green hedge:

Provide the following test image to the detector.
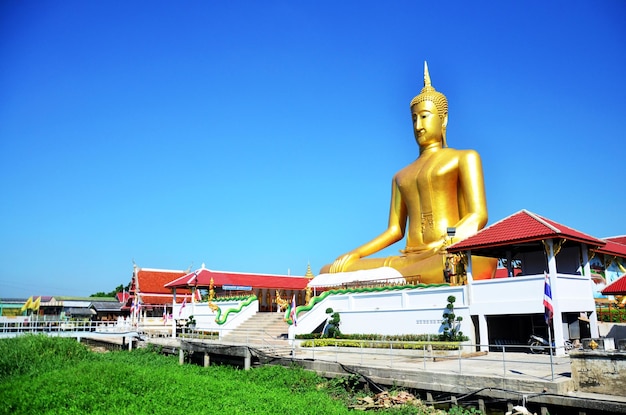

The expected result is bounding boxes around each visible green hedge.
[299,338,462,350]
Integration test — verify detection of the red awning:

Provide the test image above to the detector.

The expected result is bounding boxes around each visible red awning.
[601,274,626,296]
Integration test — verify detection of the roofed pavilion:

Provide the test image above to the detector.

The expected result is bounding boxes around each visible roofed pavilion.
[447,209,616,355]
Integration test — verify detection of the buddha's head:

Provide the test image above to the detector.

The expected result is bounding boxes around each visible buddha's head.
[410,62,448,147]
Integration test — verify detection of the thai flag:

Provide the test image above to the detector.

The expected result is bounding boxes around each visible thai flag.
[130,299,137,315]
[289,295,297,327]
[543,272,554,324]
[179,298,187,317]
[162,305,167,324]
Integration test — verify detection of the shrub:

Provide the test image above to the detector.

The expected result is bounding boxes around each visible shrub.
[0,334,91,381]
[441,295,467,342]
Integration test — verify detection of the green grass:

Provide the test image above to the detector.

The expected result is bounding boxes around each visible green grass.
[0,335,479,415]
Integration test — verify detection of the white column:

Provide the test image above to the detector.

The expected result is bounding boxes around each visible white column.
[171,288,177,338]
[466,251,474,304]
[581,245,599,337]
[478,314,489,352]
[547,239,566,356]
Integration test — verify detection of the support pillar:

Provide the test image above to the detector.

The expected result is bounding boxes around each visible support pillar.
[179,349,184,365]
[203,352,210,367]
[479,314,489,352]
[244,347,251,370]
[547,239,566,357]
[581,245,599,338]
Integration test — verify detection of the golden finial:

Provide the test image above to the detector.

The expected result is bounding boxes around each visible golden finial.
[423,61,432,90]
[305,263,315,279]
[410,61,448,118]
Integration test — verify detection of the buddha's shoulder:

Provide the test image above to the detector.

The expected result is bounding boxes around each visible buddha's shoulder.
[443,147,482,160]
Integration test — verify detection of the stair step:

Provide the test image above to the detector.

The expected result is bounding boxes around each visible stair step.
[222,312,292,349]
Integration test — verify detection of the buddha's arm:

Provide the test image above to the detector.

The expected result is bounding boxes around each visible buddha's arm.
[452,150,489,239]
[329,179,407,273]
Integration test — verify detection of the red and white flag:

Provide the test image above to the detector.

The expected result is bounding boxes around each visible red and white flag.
[543,272,554,325]
[178,298,187,317]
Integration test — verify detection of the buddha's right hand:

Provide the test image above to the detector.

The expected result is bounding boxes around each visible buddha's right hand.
[329,252,360,273]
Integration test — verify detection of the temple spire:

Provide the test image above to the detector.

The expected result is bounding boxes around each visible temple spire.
[305,262,315,279]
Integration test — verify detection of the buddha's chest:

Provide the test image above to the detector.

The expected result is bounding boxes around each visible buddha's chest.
[396,154,458,195]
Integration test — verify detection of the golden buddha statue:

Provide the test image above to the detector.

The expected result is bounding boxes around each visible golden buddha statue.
[321,62,497,284]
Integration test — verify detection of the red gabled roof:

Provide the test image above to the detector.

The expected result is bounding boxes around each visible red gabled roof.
[136,269,188,294]
[593,240,626,258]
[601,274,626,295]
[448,209,605,252]
[124,268,196,308]
[605,235,626,246]
[165,267,310,291]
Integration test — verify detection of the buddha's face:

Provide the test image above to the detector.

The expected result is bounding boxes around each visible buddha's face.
[411,100,446,147]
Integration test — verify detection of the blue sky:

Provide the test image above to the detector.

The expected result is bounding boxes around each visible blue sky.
[1,1,624,298]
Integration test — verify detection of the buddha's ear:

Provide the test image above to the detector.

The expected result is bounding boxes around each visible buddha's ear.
[441,113,449,147]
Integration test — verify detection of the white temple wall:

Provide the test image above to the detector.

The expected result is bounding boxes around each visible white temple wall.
[291,286,474,342]
[470,273,595,315]
[175,299,259,337]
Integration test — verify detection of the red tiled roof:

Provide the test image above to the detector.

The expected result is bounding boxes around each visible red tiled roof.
[136,269,188,294]
[448,209,605,252]
[123,268,197,308]
[594,240,626,258]
[165,267,310,291]
[601,274,626,295]
[606,235,626,245]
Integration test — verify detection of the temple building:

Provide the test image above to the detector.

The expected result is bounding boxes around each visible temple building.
[123,265,200,321]
[165,263,312,312]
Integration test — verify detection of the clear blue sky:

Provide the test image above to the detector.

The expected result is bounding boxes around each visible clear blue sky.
[1,1,624,298]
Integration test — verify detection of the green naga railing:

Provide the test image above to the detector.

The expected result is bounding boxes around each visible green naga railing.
[284,283,450,325]
[214,295,257,325]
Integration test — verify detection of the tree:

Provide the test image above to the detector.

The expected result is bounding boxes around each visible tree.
[90,284,128,298]
[441,295,465,342]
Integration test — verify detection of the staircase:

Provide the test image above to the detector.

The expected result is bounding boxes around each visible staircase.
[221,312,292,356]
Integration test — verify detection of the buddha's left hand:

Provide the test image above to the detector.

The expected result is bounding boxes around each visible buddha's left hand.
[329,252,360,273]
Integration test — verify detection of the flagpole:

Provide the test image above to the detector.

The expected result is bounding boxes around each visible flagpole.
[548,319,554,381]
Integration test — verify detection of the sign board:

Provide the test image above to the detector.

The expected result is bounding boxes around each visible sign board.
[222,285,253,291]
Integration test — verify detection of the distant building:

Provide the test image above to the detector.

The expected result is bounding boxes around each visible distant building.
[0,296,123,322]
